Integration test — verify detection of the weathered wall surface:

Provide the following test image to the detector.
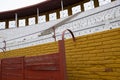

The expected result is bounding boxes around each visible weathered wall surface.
[65,28,120,80]
[0,42,58,58]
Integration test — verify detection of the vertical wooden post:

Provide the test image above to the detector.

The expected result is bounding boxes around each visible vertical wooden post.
[15,13,18,27]
[81,3,84,12]
[94,0,99,8]
[35,16,38,24]
[61,0,64,11]
[36,8,39,24]
[68,6,72,16]
[25,17,29,26]
[46,13,49,22]
[58,29,76,80]
[57,10,60,19]
[53,27,56,41]
[5,20,9,29]
[58,40,67,80]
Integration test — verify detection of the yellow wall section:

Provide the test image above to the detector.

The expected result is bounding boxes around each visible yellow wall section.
[0,28,120,80]
[0,42,58,59]
[65,28,120,80]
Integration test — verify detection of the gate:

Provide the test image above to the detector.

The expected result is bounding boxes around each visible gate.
[1,57,24,80]
[25,53,63,80]
[0,40,67,80]
[24,39,68,80]
[0,29,75,80]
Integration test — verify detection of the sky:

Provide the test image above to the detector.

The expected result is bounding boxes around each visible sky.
[0,0,46,12]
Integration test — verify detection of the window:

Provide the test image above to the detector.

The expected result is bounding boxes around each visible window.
[28,17,35,25]
[72,5,81,15]
[9,21,16,28]
[49,12,57,21]
[38,15,46,23]
[0,22,5,29]
[60,9,68,18]
[84,0,94,11]
[19,19,25,27]
[98,0,111,6]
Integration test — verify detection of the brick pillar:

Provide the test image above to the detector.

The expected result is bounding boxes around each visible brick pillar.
[17,19,19,28]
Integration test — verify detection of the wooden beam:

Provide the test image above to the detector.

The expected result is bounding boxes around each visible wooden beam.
[5,20,9,29]
[94,0,99,8]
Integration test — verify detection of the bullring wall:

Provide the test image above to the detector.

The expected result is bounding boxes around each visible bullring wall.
[65,28,120,80]
[0,27,120,80]
[0,42,58,58]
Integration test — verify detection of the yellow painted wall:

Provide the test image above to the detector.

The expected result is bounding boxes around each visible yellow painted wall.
[65,28,120,80]
[0,42,58,59]
[0,28,120,80]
